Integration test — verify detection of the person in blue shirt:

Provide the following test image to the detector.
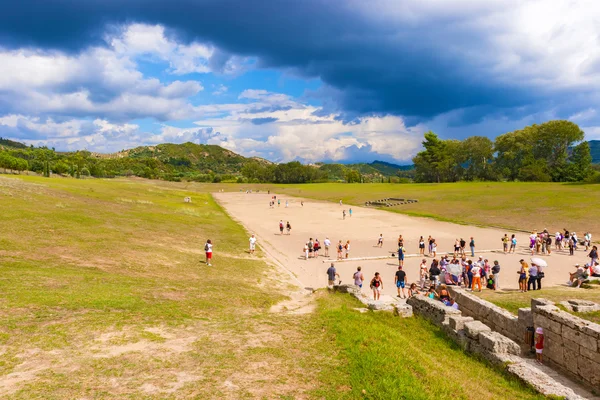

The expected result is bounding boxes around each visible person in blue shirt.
[398,245,405,267]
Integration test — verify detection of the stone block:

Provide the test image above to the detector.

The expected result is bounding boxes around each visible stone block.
[563,337,580,353]
[518,307,533,326]
[581,323,600,339]
[367,301,393,311]
[544,343,564,365]
[579,345,600,365]
[544,329,563,347]
[464,320,491,339]
[531,298,554,311]
[533,313,561,335]
[478,331,521,355]
[562,325,597,351]
[505,362,584,400]
[564,348,579,375]
[393,304,413,318]
[449,315,473,331]
[578,355,600,386]
[551,309,587,331]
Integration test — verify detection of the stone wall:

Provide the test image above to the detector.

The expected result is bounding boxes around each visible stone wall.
[447,287,525,345]
[406,295,584,399]
[446,288,600,391]
[533,300,600,389]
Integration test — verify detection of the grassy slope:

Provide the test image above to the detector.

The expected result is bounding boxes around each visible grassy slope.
[0,176,550,398]
[219,182,600,235]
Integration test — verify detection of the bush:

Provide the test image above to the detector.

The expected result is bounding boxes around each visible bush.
[212,175,222,183]
[584,171,600,184]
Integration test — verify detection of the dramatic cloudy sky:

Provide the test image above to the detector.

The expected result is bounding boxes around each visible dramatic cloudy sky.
[1,0,599,163]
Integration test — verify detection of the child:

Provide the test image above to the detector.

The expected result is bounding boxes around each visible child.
[377,234,384,248]
[303,243,309,260]
[486,275,495,290]
[535,327,544,364]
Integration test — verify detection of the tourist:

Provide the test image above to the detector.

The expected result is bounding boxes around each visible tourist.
[395,266,407,299]
[469,237,475,257]
[285,200,288,208]
[301,200,304,206]
[419,259,428,289]
[249,234,257,254]
[308,238,314,258]
[428,235,434,256]
[448,298,459,310]
[345,240,351,259]
[431,239,437,257]
[397,244,405,267]
[277,199,280,207]
[353,266,364,288]
[486,274,495,289]
[589,246,598,268]
[529,233,536,256]
[279,220,284,235]
[204,239,213,266]
[427,286,438,299]
[349,208,352,217]
[555,231,562,251]
[342,210,346,220]
[545,235,552,255]
[339,200,342,206]
[398,235,404,248]
[568,264,589,288]
[591,261,600,278]
[303,243,309,260]
[429,259,441,287]
[286,221,292,235]
[408,283,421,297]
[377,234,384,248]
[324,237,331,257]
[491,260,500,290]
[535,327,544,364]
[438,284,451,303]
[568,236,575,256]
[465,260,473,289]
[337,240,344,260]
[370,272,383,300]
[519,260,529,292]
[327,263,339,287]
[454,238,460,257]
[419,236,425,255]
[459,238,466,256]
[510,234,517,253]
[528,263,538,291]
[585,232,592,251]
[471,261,482,292]
[314,239,320,258]
[502,234,510,253]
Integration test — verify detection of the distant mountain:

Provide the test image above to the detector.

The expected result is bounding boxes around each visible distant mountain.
[590,140,600,164]
[0,137,28,149]
[346,160,414,176]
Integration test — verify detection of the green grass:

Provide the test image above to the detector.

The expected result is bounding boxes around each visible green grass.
[0,175,560,398]
[203,181,600,235]
[311,293,544,400]
[476,286,600,324]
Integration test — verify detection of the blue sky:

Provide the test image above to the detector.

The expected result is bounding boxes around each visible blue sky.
[0,0,599,163]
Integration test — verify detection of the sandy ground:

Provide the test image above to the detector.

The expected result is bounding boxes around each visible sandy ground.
[214,192,591,297]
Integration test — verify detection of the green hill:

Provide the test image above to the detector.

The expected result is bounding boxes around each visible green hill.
[0,137,28,149]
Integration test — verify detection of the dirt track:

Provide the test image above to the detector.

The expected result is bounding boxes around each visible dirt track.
[214,192,591,297]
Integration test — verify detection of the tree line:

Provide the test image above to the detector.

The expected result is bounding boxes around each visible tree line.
[413,120,595,183]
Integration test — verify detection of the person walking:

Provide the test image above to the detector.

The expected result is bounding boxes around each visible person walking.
[459,238,466,256]
[471,262,482,292]
[337,240,344,260]
[397,244,405,267]
[286,221,292,235]
[370,272,383,300]
[349,208,352,217]
[342,210,346,220]
[419,236,425,255]
[344,240,351,259]
[204,239,213,266]
[491,260,500,290]
[510,234,517,253]
[327,263,339,287]
[308,238,314,258]
[395,266,407,299]
[303,243,309,260]
[314,239,320,258]
[353,267,364,288]
[285,200,288,208]
[377,234,384,248]
[429,259,441,287]
[589,246,598,269]
[249,234,257,254]
[279,220,284,235]
[502,234,509,253]
[419,259,428,289]
[469,237,475,257]
[324,237,331,257]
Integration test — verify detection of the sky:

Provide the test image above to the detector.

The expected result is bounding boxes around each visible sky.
[1,0,600,164]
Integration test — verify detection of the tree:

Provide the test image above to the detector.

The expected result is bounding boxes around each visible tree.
[345,169,361,183]
[462,136,494,180]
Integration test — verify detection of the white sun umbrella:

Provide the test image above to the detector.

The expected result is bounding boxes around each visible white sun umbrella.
[446,263,463,276]
[530,257,548,268]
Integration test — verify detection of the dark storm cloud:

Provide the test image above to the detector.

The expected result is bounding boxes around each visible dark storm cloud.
[0,0,541,123]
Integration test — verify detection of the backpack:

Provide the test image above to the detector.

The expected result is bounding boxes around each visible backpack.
[372,278,380,288]
[204,243,209,251]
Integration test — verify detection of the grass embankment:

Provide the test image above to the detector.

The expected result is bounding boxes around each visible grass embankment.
[207,182,599,235]
[0,176,552,398]
[477,286,600,324]
[314,293,544,400]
